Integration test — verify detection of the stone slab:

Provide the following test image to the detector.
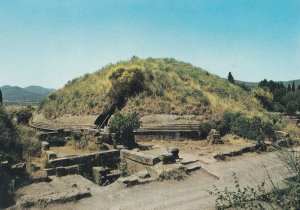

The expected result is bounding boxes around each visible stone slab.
[121,150,160,166]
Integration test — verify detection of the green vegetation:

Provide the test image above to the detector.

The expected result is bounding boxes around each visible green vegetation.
[0,106,41,162]
[108,111,140,148]
[258,79,300,115]
[39,57,265,119]
[200,111,275,142]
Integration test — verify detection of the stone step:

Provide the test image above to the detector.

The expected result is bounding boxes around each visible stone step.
[185,162,201,174]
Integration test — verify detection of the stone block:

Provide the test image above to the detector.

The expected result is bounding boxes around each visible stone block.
[48,150,120,168]
[121,150,160,166]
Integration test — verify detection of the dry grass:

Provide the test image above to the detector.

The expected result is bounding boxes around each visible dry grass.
[39,57,266,121]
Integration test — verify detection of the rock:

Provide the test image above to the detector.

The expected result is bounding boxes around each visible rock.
[137,171,150,179]
[275,131,289,141]
[167,147,179,159]
[185,163,201,174]
[118,175,139,187]
[46,151,57,160]
[159,153,176,164]
[207,129,224,144]
[41,141,50,150]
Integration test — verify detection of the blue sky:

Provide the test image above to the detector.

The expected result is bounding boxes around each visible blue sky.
[0,0,299,89]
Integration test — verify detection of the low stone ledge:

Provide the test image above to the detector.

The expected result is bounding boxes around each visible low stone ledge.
[48,150,120,168]
[120,150,160,166]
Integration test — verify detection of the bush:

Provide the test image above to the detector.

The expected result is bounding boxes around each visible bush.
[286,101,297,115]
[217,112,275,140]
[109,111,140,148]
[108,68,145,103]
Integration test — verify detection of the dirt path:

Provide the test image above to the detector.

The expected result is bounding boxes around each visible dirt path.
[41,151,287,210]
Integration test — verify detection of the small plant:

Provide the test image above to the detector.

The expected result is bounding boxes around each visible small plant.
[117,158,128,176]
[209,147,300,210]
[70,132,87,149]
[209,172,268,209]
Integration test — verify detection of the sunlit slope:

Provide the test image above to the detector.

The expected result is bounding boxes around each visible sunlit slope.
[39,58,266,119]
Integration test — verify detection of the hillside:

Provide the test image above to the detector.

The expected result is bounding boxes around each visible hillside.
[25,86,55,95]
[1,85,55,103]
[39,58,267,120]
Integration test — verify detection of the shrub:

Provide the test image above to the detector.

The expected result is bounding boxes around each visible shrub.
[108,68,145,103]
[109,111,140,148]
[217,112,238,136]
[286,101,297,115]
[217,112,275,140]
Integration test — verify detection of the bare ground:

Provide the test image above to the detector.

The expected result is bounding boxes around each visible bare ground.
[37,149,288,210]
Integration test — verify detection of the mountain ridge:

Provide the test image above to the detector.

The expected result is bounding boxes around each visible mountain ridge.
[0,85,55,103]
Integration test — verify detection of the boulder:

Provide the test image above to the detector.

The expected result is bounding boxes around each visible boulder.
[207,129,224,144]
[167,147,179,159]
[159,153,176,164]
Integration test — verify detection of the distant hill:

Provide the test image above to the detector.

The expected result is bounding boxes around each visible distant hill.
[237,79,300,88]
[25,86,56,95]
[0,85,55,103]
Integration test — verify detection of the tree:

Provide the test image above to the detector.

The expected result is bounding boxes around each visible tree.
[0,89,2,106]
[287,84,292,92]
[292,81,295,92]
[298,84,300,91]
[227,72,235,84]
